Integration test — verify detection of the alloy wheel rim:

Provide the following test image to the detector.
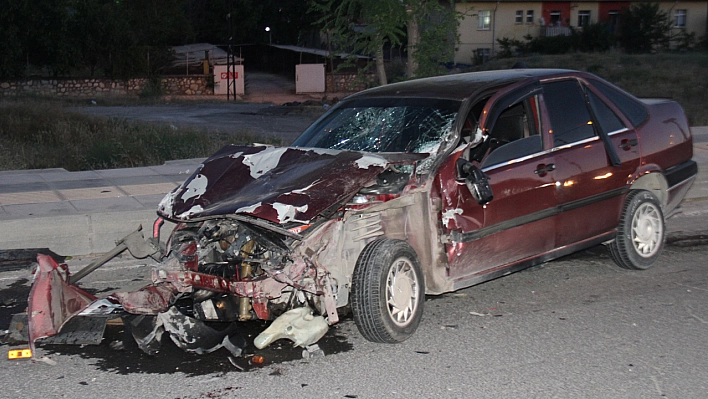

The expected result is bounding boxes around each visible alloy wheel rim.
[631,202,662,258]
[386,257,419,327]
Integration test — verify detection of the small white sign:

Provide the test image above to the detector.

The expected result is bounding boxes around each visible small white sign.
[214,64,245,95]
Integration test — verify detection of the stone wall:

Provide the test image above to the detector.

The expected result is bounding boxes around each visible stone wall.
[326,73,377,93]
[0,75,213,98]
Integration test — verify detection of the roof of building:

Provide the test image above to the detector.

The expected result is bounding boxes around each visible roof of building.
[171,43,243,67]
[270,44,371,59]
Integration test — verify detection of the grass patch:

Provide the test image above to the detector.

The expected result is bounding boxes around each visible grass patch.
[467,52,708,125]
[0,100,282,171]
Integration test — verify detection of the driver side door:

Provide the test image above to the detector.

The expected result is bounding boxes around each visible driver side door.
[440,85,558,286]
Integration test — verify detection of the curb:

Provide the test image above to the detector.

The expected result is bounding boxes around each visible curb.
[0,210,174,257]
[666,230,708,247]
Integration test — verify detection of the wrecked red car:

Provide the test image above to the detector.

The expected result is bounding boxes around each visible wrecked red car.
[27,69,697,356]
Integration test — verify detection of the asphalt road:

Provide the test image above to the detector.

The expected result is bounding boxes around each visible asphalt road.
[71,103,326,145]
[1,243,707,398]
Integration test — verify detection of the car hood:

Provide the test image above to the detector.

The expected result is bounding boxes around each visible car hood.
[157,145,427,225]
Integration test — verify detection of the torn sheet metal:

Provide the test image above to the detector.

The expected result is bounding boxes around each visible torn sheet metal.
[129,307,246,357]
[110,284,178,315]
[28,255,97,353]
[40,316,109,345]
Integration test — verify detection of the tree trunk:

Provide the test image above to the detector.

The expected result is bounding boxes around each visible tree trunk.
[406,10,419,79]
[375,40,387,85]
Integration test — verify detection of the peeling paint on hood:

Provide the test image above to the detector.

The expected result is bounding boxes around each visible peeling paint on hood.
[180,174,208,202]
[157,145,427,225]
[241,147,289,179]
[356,154,388,169]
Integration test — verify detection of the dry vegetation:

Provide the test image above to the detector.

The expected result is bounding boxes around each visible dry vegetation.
[0,100,281,171]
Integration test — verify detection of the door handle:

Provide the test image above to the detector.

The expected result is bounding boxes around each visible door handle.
[619,138,638,151]
[534,163,555,176]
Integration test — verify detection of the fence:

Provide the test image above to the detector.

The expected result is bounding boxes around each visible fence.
[0,76,213,98]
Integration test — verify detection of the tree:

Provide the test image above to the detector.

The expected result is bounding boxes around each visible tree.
[69,0,131,77]
[312,0,406,85]
[618,2,672,53]
[0,1,29,79]
[24,0,77,77]
[408,1,461,78]
[311,0,459,85]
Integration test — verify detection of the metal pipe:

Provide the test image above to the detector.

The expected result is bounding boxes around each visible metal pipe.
[238,240,256,321]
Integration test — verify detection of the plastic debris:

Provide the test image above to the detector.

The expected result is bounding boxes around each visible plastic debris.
[301,344,325,359]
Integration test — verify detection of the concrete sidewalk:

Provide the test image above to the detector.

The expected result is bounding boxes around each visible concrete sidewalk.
[1,128,707,257]
[0,159,203,255]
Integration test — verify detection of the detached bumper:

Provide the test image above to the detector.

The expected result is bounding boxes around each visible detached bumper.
[27,255,97,354]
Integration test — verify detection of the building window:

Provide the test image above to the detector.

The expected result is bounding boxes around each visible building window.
[478,10,491,30]
[550,10,561,26]
[526,10,534,24]
[515,10,523,24]
[674,9,686,28]
[476,48,491,63]
[608,10,619,26]
[578,10,590,27]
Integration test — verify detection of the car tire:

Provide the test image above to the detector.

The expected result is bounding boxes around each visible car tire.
[608,190,665,270]
[351,238,425,343]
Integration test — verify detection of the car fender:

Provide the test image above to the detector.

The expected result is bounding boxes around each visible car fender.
[628,165,669,209]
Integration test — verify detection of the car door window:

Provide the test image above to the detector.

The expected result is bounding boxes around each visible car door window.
[479,96,543,168]
[543,80,596,147]
[588,78,648,127]
[587,90,626,134]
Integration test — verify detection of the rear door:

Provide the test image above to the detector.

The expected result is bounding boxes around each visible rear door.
[542,78,640,247]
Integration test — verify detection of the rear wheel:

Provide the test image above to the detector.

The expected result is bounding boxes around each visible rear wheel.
[351,239,424,343]
[608,190,665,270]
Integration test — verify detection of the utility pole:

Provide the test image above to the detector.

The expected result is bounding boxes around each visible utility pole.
[227,0,236,101]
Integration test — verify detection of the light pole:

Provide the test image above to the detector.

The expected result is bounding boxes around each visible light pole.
[265,26,271,45]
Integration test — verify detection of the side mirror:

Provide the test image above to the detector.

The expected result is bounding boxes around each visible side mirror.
[456,159,493,205]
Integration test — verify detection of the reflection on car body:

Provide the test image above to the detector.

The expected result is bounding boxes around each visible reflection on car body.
[25,69,697,358]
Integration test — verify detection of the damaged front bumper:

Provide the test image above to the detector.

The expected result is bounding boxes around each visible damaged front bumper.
[23,220,339,359]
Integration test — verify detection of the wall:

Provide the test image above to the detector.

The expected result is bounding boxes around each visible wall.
[456,2,543,64]
[0,76,213,98]
[659,1,708,37]
[325,73,375,93]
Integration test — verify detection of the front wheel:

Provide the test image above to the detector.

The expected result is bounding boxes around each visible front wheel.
[608,190,665,270]
[351,239,425,343]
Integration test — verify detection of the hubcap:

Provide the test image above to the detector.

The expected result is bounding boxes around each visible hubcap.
[386,257,419,327]
[631,202,662,258]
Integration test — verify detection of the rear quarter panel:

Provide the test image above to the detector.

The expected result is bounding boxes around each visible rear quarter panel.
[636,99,693,170]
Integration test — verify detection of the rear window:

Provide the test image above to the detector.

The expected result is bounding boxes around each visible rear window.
[589,78,648,127]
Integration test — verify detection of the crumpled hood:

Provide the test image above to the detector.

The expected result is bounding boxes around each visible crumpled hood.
[157,145,426,225]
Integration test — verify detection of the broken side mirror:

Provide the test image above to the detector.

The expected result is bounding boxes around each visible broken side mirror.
[456,159,493,205]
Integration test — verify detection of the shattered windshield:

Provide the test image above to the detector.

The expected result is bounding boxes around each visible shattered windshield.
[293,98,461,154]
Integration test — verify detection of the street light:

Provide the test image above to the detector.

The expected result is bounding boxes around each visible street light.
[265,26,271,45]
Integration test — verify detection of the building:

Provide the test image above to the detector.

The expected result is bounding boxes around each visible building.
[454,1,708,64]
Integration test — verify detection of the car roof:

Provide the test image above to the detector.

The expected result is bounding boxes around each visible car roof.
[346,68,575,101]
